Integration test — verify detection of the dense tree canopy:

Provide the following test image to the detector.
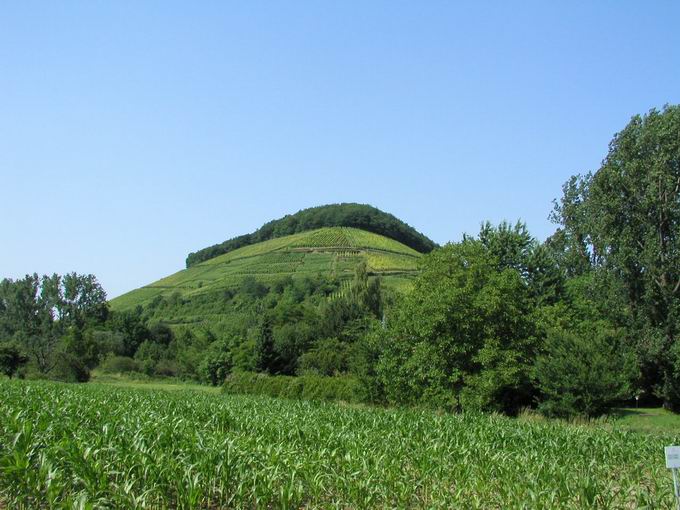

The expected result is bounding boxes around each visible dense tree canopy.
[186,203,437,267]
[375,227,548,414]
[0,273,108,378]
[552,105,680,410]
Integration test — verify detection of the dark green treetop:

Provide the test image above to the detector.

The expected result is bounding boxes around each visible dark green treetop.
[186,203,437,267]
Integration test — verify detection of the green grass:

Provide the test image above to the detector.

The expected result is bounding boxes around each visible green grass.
[1,379,678,509]
[613,407,680,435]
[110,227,421,311]
[89,372,220,395]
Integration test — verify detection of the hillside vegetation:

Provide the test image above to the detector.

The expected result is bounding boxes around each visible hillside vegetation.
[185,203,437,267]
[111,226,420,312]
[94,227,419,383]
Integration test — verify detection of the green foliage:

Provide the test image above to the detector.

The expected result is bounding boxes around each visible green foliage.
[110,264,385,385]
[154,358,180,377]
[0,273,108,380]
[110,227,420,315]
[51,352,91,383]
[222,372,366,403]
[478,220,534,273]
[198,340,231,385]
[478,220,564,305]
[186,203,436,266]
[134,340,167,376]
[61,327,100,369]
[534,329,632,418]
[376,239,539,413]
[0,343,28,378]
[0,379,677,508]
[59,273,109,328]
[89,329,126,357]
[254,316,277,374]
[148,322,174,346]
[552,105,680,409]
[105,309,150,356]
[239,276,269,299]
[168,329,211,380]
[548,175,593,276]
[664,339,680,410]
[98,355,140,374]
[298,338,351,376]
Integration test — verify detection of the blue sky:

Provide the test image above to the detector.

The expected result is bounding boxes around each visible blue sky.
[2,2,679,298]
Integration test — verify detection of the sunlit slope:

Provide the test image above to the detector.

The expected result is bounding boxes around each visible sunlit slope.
[111,227,421,310]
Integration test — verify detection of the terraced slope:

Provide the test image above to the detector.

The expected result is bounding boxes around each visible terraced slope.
[185,202,437,267]
[111,227,421,311]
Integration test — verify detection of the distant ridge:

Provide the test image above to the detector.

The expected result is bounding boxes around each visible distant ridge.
[186,203,437,267]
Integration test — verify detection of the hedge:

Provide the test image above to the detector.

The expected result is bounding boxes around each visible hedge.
[222,372,368,404]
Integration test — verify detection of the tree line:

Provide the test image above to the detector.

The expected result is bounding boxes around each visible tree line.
[374,105,680,415]
[0,273,108,381]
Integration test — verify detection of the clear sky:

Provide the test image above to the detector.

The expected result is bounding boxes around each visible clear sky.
[2,2,679,299]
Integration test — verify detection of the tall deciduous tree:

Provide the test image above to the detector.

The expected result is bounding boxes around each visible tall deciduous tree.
[0,273,108,375]
[554,105,680,409]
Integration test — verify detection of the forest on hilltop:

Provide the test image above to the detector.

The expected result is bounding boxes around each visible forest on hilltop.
[185,203,438,267]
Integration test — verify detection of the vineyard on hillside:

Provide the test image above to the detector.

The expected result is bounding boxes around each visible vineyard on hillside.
[185,203,437,267]
[110,227,421,312]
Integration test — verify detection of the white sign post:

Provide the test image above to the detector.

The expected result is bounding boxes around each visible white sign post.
[666,446,680,509]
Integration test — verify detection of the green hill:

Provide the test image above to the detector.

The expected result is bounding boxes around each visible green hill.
[185,203,437,267]
[111,227,422,314]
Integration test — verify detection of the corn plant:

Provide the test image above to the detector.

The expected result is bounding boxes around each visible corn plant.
[1,379,678,509]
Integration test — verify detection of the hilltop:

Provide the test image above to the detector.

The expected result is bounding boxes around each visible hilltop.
[185,203,437,267]
[110,226,422,314]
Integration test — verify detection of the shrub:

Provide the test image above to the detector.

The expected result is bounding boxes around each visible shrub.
[149,323,174,346]
[376,241,538,413]
[298,338,350,376]
[240,277,269,299]
[222,372,366,404]
[534,329,631,418]
[91,330,126,358]
[0,343,28,379]
[134,341,166,376]
[52,353,90,383]
[199,342,232,386]
[99,355,140,374]
[154,359,180,377]
[664,339,680,412]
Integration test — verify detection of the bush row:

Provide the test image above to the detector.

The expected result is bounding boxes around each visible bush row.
[222,371,367,404]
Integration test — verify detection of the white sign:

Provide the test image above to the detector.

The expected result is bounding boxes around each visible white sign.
[666,446,680,469]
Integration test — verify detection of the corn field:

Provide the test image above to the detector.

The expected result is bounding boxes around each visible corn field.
[0,379,677,509]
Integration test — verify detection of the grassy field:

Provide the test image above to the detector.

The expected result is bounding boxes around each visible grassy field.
[613,407,680,435]
[110,227,421,311]
[1,379,679,509]
[89,372,221,395]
